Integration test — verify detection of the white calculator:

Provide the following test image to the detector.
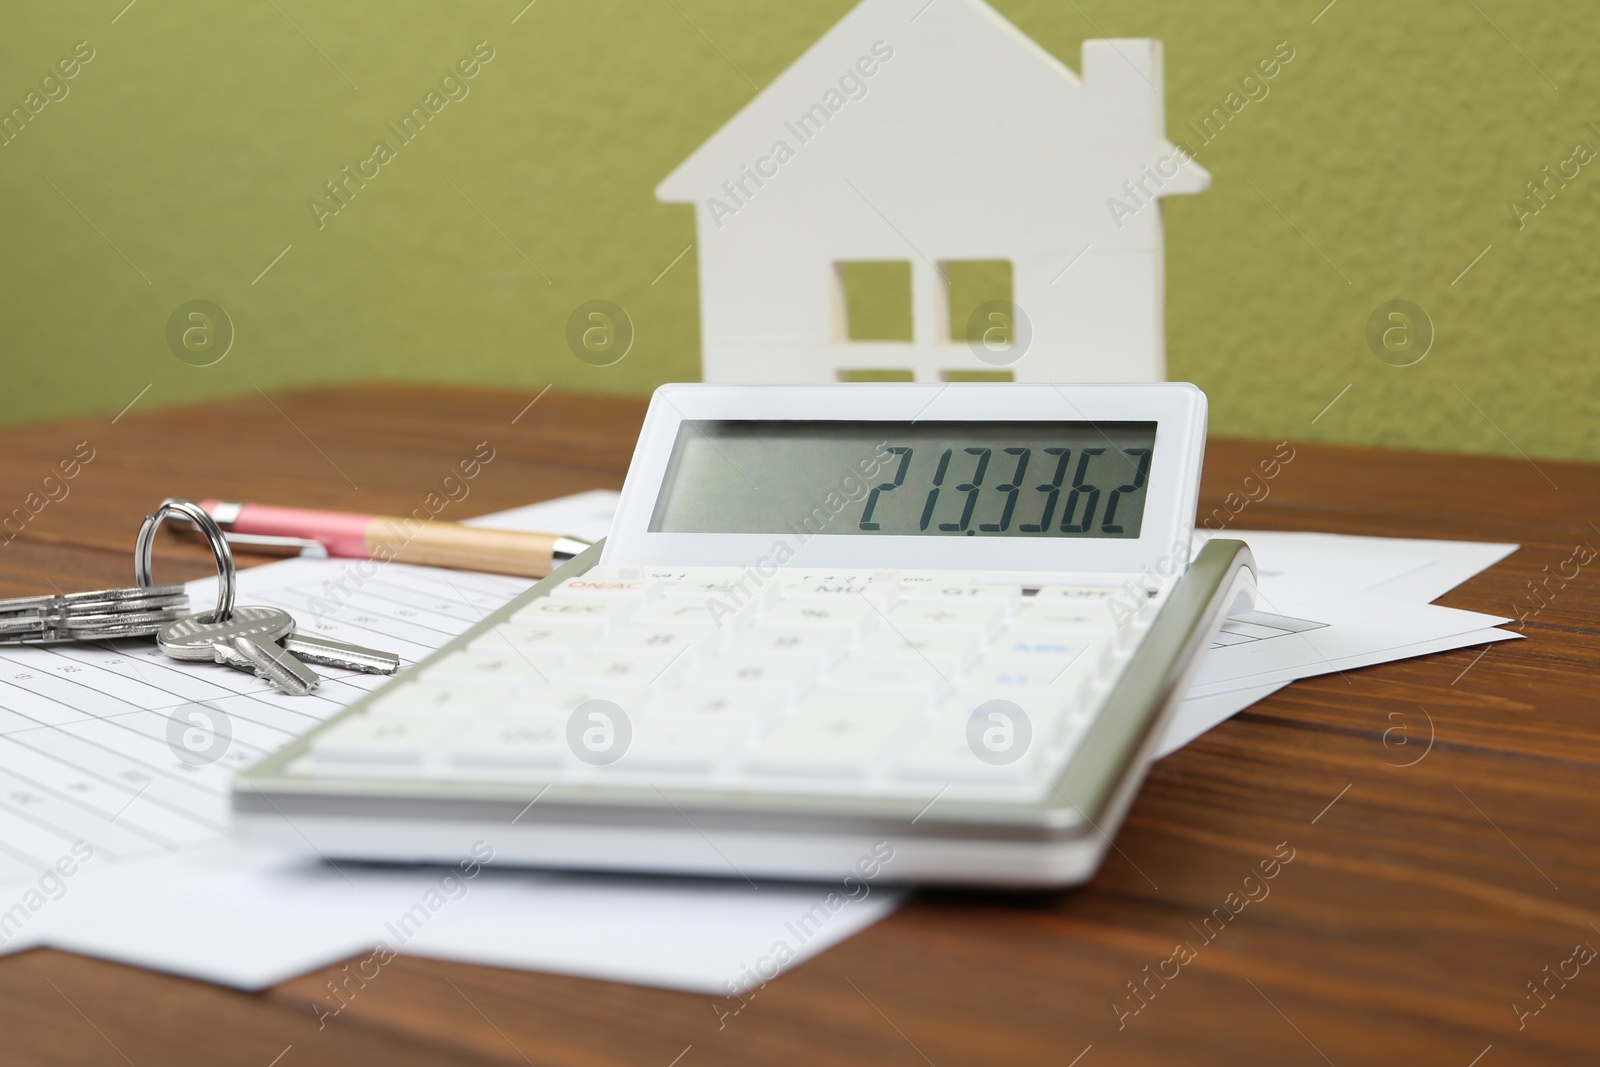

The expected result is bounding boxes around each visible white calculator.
[237,384,1255,887]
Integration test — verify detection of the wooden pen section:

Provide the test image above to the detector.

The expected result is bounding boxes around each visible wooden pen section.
[366,520,563,578]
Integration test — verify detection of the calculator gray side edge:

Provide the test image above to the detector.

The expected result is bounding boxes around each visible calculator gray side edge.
[1045,539,1254,820]
[236,542,1254,847]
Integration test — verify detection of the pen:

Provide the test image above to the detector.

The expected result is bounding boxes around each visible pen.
[196,500,592,579]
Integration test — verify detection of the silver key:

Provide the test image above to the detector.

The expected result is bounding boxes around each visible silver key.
[0,584,191,644]
[60,606,194,632]
[0,583,188,615]
[226,635,322,696]
[61,583,189,606]
[159,603,400,684]
[62,594,190,615]
[0,613,48,637]
[0,592,56,615]
[281,632,401,675]
[158,605,322,695]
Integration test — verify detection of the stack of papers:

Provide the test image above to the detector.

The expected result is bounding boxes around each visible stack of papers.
[1165,530,1517,755]
[0,492,1515,992]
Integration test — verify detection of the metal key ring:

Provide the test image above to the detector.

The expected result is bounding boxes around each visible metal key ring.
[136,499,235,623]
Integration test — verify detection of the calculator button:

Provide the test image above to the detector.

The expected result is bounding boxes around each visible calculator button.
[630,600,724,631]
[556,653,684,686]
[780,574,894,603]
[647,688,771,720]
[658,586,767,607]
[1092,643,1129,684]
[1113,601,1160,649]
[658,571,770,601]
[604,626,706,656]
[853,630,976,670]
[1009,601,1113,634]
[893,730,1039,783]
[885,601,1008,635]
[746,704,920,778]
[1032,585,1123,601]
[424,649,553,685]
[790,688,930,720]
[513,599,635,625]
[986,635,1088,666]
[504,686,649,718]
[312,716,463,764]
[659,593,771,630]
[449,720,567,768]
[728,627,851,665]
[933,689,1070,734]
[900,583,1022,600]
[1052,707,1094,751]
[1022,636,1110,683]
[1011,607,1113,643]
[686,657,817,691]
[369,682,516,718]
[934,694,1081,767]
[963,663,1079,690]
[825,659,950,693]
[618,720,750,772]
[759,600,879,635]
[477,622,603,652]
[549,577,651,599]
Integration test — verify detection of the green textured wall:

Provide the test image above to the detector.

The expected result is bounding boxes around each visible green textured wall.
[2,1,1596,461]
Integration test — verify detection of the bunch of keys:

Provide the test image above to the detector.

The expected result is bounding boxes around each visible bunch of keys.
[139,499,401,696]
[0,584,192,644]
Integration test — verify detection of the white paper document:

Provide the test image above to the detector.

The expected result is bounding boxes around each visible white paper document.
[1157,530,1520,756]
[0,560,527,887]
[1208,530,1518,604]
[1189,589,1512,698]
[0,490,621,900]
[35,841,900,993]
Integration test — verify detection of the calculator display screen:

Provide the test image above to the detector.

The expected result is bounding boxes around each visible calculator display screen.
[648,421,1158,538]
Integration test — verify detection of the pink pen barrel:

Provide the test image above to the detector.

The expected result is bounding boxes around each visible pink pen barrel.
[201,501,375,557]
[198,500,579,577]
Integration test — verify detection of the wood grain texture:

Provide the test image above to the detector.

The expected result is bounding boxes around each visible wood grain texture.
[0,386,1595,1067]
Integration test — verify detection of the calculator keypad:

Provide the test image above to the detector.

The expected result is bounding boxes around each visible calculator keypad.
[306,567,1157,800]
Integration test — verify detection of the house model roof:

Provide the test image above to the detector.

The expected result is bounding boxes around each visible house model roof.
[658,0,1208,253]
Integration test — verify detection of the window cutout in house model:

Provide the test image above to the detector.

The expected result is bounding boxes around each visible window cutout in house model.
[942,259,1014,344]
[838,369,916,382]
[836,260,914,342]
[941,369,1015,382]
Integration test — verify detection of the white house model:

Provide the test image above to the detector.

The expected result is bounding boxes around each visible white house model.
[657,0,1209,384]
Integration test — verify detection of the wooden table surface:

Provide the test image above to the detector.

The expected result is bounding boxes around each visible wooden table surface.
[0,385,1595,1067]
